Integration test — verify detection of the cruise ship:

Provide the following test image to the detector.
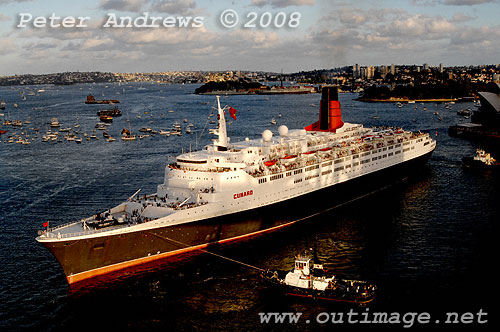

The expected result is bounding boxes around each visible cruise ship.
[36,87,436,284]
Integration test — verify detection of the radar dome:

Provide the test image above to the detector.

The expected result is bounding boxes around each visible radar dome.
[278,125,288,136]
[262,130,273,142]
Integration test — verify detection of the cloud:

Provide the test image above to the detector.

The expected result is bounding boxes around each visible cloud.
[0,0,33,4]
[150,0,197,15]
[251,0,315,8]
[98,0,198,14]
[0,13,12,21]
[99,0,149,12]
[0,37,16,55]
[411,0,499,6]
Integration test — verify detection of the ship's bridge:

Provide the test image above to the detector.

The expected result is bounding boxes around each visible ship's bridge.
[175,149,248,171]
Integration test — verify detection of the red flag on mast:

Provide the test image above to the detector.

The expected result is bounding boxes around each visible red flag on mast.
[43,221,49,228]
[228,107,237,120]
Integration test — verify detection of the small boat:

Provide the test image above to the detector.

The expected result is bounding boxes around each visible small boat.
[122,135,136,141]
[457,109,472,116]
[463,149,498,168]
[159,130,170,136]
[99,115,113,123]
[172,121,181,131]
[271,118,277,125]
[261,252,377,305]
[11,120,23,127]
[50,118,60,128]
[138,127,152,133]
[97,107,121,117]
[95,123,107,130]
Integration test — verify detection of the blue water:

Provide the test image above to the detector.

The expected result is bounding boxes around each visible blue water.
[0,84,498,331]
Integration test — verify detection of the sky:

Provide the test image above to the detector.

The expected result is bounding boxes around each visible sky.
[0,0,499,75]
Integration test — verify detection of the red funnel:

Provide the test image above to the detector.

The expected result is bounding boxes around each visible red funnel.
[304,87,344,132]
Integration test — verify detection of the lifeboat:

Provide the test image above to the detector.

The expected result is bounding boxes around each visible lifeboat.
[303,150,316,155]
[319,147,332,152]
[281,155,297,163]
[265,160,277,167]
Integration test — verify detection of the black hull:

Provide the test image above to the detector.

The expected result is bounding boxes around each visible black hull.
[42,149,434,284]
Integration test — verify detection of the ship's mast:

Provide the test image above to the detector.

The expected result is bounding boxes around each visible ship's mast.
[214,96,228,151]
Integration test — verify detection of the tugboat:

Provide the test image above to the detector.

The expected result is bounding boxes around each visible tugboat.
[462,148,498,168]
[261,253,376,305]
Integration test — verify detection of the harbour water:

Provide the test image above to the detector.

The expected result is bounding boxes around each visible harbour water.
[0,83,498,331]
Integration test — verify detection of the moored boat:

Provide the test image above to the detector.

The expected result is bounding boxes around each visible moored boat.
[50,118,60,128]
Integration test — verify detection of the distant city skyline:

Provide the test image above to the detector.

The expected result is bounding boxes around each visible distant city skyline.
[1,0,499,76]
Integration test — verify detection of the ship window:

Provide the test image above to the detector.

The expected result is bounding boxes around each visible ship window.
[177,159,207,164]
